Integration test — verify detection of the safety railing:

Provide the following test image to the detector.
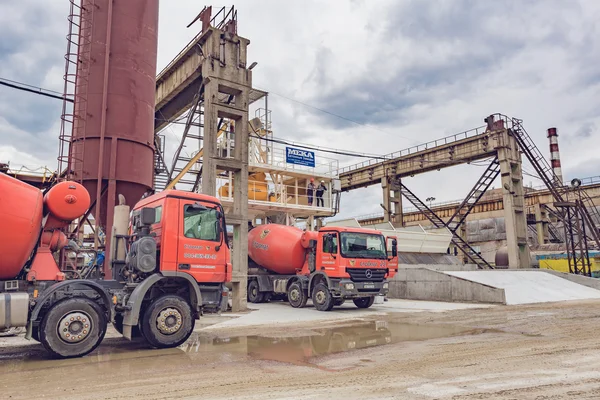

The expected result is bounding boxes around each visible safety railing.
[338,124,488,175]
[2,165,57,183]
[249,138,339,178]
[216,179,335,211]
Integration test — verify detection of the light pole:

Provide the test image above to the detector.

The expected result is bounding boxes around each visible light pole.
[426,197,436,208]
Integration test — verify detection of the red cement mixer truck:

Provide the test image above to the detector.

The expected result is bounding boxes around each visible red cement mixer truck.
[0,174,230,358]
[247,224,398,311]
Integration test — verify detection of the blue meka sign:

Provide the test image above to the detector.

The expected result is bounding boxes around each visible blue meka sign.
[286,147,315,167]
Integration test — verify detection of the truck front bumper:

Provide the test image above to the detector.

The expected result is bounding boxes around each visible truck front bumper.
[330,279,389,298]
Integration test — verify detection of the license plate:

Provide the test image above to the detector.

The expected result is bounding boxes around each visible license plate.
[363,283,375,289]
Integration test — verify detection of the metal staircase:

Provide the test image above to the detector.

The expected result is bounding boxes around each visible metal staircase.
[153,134,169,191]
[400,183,493,269]
[446,157,501,233]
[489,114,600,274]
[166,85,206,192]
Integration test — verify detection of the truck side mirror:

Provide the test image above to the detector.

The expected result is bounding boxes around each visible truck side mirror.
[215,220,222,238]
[392,239,398,257]
[140,207,156,226]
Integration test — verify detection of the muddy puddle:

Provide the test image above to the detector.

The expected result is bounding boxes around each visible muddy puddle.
[0,321,490,376]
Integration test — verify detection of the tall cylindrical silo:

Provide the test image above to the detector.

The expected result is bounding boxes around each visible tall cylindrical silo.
[70,0,158,233]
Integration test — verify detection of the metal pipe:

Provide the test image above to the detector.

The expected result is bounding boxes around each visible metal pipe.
[93,0,113,252]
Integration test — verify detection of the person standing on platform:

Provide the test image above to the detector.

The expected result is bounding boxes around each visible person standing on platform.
[307,178,316,206]
[316,180,327,207]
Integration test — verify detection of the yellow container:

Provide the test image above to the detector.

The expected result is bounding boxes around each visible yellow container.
[537,253,600,277]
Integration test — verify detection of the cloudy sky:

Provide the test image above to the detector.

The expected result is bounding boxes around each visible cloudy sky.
[1,0,599,220]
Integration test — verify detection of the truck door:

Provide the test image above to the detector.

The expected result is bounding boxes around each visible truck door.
[176,199,227,283]
[386,236,399,275]
[320,233,339,272]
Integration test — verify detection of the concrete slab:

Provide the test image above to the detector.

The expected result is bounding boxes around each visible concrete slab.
[445,270,600,305]
[201,299,491,331]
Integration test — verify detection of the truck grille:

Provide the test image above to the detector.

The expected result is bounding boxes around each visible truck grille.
[346,268,387,283]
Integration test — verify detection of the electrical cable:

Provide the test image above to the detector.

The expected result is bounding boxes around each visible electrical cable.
[254,87,420,144]
[249,133,388,160]
[0,78,73,103]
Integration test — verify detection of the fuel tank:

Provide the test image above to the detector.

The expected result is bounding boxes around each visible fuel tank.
[248,224,312,275]
[0,174,43,279]
[44,181,91,229]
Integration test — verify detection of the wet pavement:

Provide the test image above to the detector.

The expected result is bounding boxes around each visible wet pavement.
[0,321,481,374]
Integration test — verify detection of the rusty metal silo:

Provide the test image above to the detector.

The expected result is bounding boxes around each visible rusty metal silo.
[69,0,158,258]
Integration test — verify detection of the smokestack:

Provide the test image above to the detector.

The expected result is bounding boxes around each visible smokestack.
[547,127,563,184]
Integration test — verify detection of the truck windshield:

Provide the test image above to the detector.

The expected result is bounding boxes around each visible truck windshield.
[340,232,387,259]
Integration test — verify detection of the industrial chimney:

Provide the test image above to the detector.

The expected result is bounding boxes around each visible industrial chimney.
[547,127,563,184]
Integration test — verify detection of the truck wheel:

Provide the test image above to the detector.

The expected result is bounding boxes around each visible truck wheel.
[287,282,308,308]
[248,280,265,303]
[312,283,335,311]
[39,298,107,358]
[113,313,142,338]
[353,297,375,309]
[140,295,195,349]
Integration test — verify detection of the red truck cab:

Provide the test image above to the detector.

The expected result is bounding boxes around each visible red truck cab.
[247,224,398,311]
[300,227,398,310]
[130,190,231,312]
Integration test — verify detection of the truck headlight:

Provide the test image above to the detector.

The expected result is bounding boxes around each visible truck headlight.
[345,283,355,290]
[383,283,389,289]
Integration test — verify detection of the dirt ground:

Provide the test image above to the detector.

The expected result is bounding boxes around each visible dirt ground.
[2,300,600,399]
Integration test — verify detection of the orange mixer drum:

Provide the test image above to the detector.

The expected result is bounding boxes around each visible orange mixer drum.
[0,174,44,279]
[248,224,307,275]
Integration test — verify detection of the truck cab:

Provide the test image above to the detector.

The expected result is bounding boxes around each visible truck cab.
[301,227,398,310]
[129,190,231,313]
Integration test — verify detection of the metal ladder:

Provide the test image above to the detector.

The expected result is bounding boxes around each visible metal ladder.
[400,183,493,269]
[57,0,95,179]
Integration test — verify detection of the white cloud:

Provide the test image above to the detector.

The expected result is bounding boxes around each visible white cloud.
[1,0,599,220]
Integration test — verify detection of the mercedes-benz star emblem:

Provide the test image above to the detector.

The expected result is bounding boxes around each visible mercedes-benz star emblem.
[365,269,373,279]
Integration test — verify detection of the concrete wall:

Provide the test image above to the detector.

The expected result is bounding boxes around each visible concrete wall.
[398,263,478,271]
[389,268,506,304]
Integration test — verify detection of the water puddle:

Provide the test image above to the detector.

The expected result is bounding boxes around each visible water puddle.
[0,321,491,375]
[179,321,484,369]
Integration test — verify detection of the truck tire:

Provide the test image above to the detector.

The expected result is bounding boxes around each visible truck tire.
[312,283,335,311]
[140,295,195,349]
[247,280,265,303]
[353,297,375,309]
[39,298,107,358]
[287,281,308,308]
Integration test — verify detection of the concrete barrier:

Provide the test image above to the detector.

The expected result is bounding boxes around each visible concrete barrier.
[389,268,506,304]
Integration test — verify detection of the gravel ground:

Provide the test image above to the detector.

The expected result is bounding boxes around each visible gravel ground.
[1,299,600,399]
